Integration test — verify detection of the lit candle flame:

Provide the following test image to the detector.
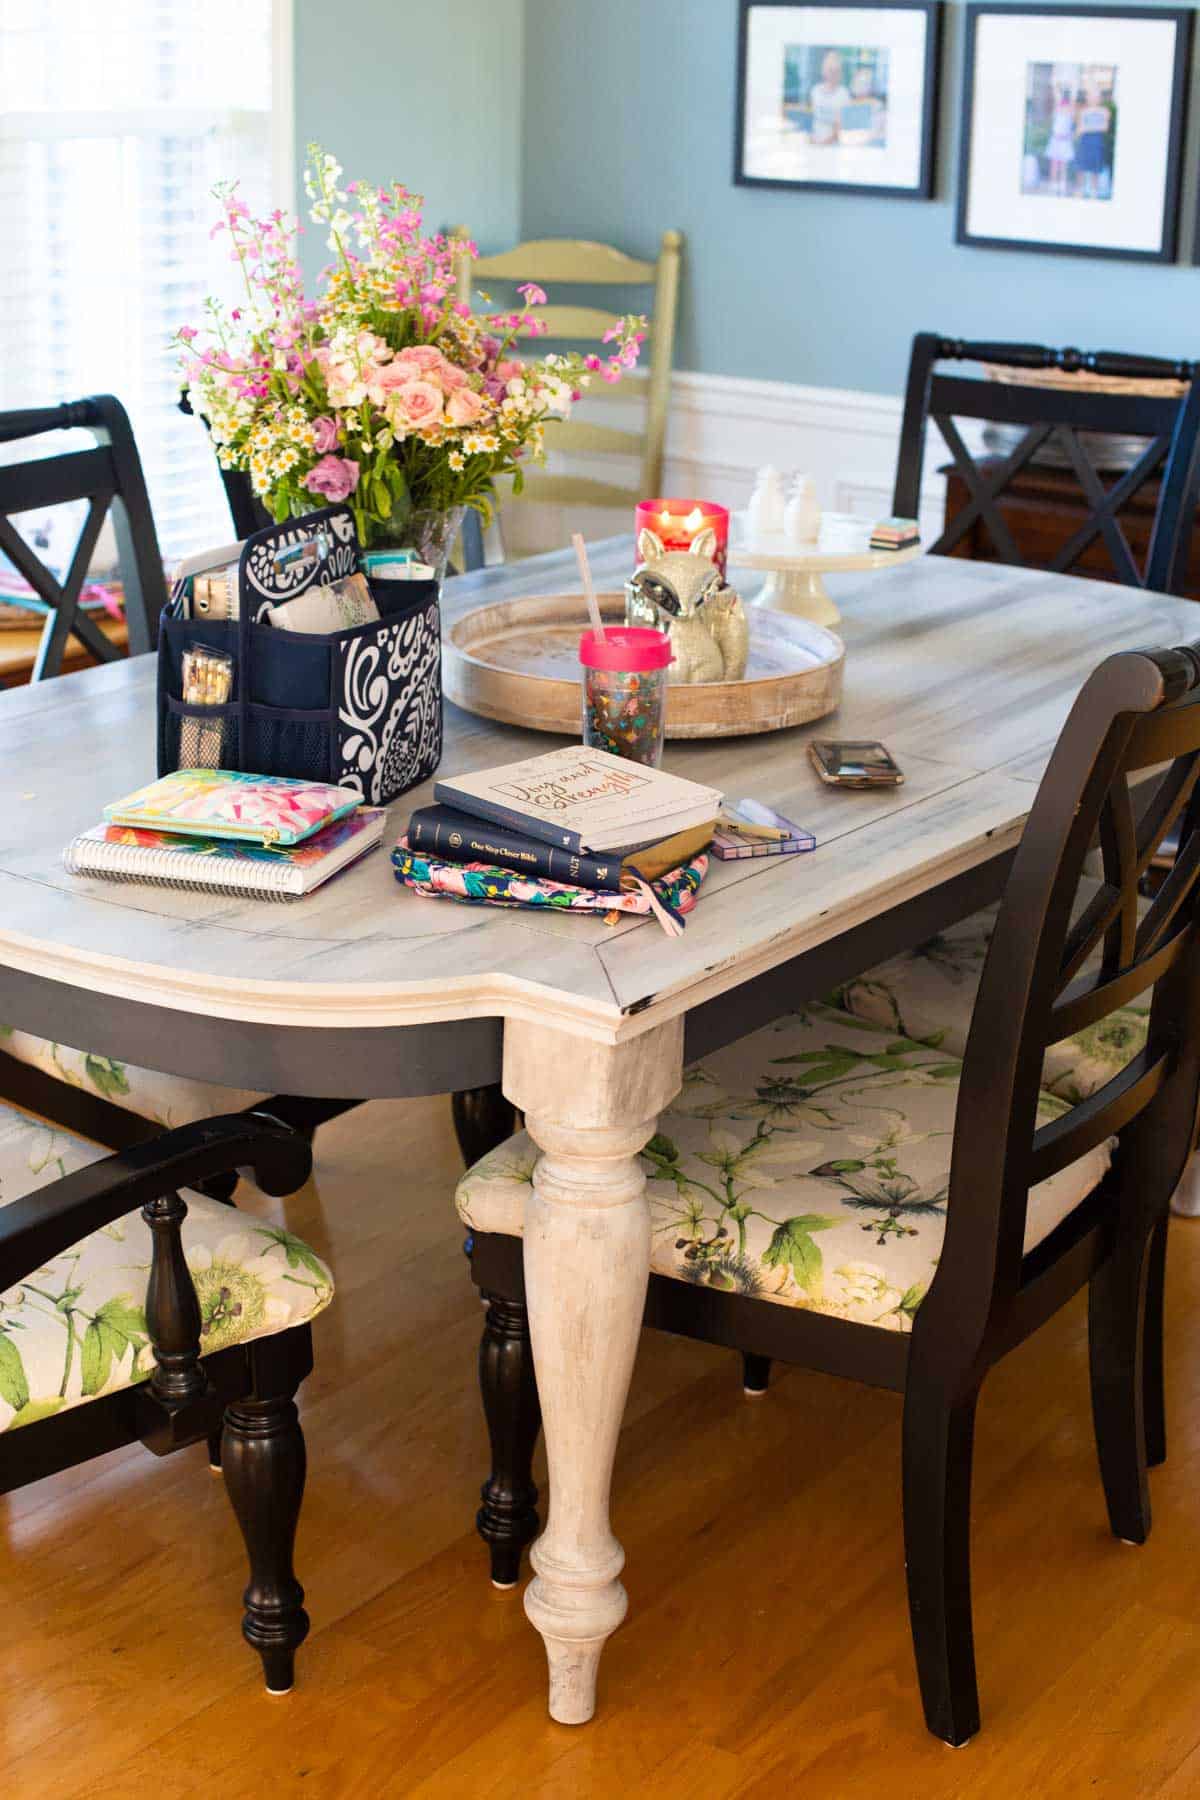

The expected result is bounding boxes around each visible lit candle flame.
[659,508,671,527]
[683,506,705,533]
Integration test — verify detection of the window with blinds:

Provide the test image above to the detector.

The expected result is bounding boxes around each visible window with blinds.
[0,0,281,564]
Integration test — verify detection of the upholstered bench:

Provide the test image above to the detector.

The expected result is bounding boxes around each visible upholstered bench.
[0,1099,331,1691]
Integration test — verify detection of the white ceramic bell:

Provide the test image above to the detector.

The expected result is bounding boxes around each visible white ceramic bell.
[784,475,820,545]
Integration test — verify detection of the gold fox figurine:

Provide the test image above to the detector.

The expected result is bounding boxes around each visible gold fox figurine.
[626,527,750,684]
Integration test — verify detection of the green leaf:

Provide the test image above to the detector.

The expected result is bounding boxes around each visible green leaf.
[897,1282,926,1317]
[643,1133,680,1166]
[84,1054,130,1099]
[82,1297,148,1395]
[924,1064,962,1080]
[93,1296,148,1344]
[80,1318,112,1396]
[762,1215,839,1292]
[6,1397,64,1430]
[253,1227,325,1281]
[0,1330,29,1413]
[810,1159,867,1176]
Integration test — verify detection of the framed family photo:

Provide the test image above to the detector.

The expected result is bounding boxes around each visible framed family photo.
[956,5,1192,261]
[734,0,943,199]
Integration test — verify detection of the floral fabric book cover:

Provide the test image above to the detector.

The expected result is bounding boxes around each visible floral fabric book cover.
[103,769,361,847]
[434,746,723,855]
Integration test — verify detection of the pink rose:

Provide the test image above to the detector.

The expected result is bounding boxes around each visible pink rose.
[395,345,445,375]
[436,360,468,392]
[495,359,523,381]
[389,380,444,429]
[311,415,339,453]
[446,386,487,427]
[365,360,419,405]
[303,454,360,503]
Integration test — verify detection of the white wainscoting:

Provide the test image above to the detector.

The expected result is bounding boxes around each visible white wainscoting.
[503,368,977,560]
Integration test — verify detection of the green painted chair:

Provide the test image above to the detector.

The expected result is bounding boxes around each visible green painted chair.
[455,231,682,554]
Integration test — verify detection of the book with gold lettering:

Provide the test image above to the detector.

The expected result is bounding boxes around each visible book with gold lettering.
[433,746,722,855]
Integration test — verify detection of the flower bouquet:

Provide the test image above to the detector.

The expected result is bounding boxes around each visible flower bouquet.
[177,146,646,568]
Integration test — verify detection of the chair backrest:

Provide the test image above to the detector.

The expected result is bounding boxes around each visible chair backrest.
[0,397,165,680]
[455,231,683,516]
[893,335,1200,595]
[930,637,1200,1350]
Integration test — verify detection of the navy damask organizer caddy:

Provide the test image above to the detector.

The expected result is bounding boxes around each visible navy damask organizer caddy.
[157,503,443,803]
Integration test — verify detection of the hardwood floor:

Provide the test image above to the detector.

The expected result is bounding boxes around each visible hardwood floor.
[5,1094,1200,1796]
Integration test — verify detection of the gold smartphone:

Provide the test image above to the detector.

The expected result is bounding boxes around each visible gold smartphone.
[808,739,904,788]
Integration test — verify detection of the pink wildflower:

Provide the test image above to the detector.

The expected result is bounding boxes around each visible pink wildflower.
[517,283,547,306]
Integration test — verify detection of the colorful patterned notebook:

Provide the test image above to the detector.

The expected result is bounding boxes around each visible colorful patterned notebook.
[65,810,385,900]
[103,769,362,847]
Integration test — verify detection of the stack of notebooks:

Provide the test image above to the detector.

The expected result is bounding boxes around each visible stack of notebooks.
[394,747,817,935]
[64,770,385,901]
[405,747,722,895]
[869,516,920,552]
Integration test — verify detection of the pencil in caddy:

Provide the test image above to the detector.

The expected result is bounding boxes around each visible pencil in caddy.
[158,503,443,803]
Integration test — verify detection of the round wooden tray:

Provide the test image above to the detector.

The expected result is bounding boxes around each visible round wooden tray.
[442,591,844,739]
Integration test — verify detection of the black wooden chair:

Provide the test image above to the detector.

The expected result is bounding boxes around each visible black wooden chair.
[0,396,164,679]
[894,335,1200,594]
[455,635,1200,1743]
[0,399,357,1172]
[0,1101,329,1691]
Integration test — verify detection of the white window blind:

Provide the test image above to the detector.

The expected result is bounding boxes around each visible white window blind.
[0,0,280,561]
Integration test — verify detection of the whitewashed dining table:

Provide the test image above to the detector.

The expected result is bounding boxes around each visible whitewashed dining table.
[1,539,1197,1724]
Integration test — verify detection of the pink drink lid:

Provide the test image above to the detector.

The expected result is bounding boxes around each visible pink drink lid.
[579,625,671,671]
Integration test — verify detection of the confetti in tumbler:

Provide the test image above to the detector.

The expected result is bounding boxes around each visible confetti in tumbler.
[579,625,672,767]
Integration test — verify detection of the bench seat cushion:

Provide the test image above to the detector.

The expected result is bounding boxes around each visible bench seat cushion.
[833,896,1150,1106]
[456,1003,1109,1333]
[0,1027,264,1127]
[0,1104,332,1432]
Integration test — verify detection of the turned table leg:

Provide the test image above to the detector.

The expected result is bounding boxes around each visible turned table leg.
[502,1016,684,1726]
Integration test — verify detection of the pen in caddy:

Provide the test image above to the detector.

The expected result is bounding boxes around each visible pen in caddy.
[179,643,234,769]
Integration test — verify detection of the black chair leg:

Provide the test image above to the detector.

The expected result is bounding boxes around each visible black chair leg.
[1088,1223,1155,1544]
[742,1352,771,1396]
[477,1292,542,1588]
[452,1084,517,1168]
[207,1427,223,1473]
[1143,1214,1168,1469]
[222,1360,310,1692]
[902,1381,981,1747]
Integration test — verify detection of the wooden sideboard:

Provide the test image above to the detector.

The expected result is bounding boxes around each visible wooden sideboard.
[942,460,1200,600]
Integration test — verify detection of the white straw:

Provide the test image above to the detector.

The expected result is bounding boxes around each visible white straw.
[573,531,606,643]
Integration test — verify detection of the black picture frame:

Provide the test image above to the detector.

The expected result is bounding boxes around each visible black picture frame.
[734,0,943,200]
[955,4,1192,262]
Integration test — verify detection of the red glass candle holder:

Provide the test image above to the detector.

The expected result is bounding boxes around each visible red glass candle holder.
[635,498,729,578]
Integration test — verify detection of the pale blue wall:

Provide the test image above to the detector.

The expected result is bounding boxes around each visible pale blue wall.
[520,0,1200,393]
[293,0,524,257]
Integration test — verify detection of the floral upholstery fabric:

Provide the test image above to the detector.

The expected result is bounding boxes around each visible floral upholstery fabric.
[833,893,1150,1106]
[456,1004,1110,1333]
[0,1102,332,1432]
[0,1027,263,1128]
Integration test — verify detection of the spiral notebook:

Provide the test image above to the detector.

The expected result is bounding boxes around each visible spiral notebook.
[64,809,385,901]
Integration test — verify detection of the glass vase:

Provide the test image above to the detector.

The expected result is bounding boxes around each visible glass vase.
[367,501,467,584]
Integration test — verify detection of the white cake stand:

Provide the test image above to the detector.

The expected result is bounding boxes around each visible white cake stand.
[732,512,921,625]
